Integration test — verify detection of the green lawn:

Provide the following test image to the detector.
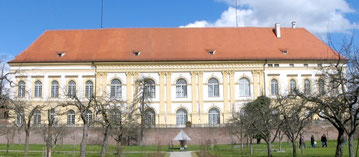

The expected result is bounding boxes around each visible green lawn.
[0,140,357,157]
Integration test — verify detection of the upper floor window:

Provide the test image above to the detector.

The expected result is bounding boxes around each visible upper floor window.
[18,81,25,98]
[144,109,156,126]
[110,79,122,98]
[68,81,76,97]
[274,64,279,67]
[51,81,59,98]
[34,81,42,97]
[33,109,41,124]
[289,79,296,94]
[208,108,220,125]
[144,79,155,98]
[318,79,325,96]
[304,64,308,67]
[67,110,75,125]
[304,79,311,95]
[268,64,273,67]
[239,78,250,97]
[271,79,279,95]
[208,78,219,97]
[85,80,93,98]
[289,64,294,67]
[176,79,187,98]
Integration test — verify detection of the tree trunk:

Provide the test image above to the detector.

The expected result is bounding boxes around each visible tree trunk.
[116,141,121,157]
[279,134,282,151]
[80,124,89,157]
[355,137,359,157]
[291,140,297,157]
[266,141,272,157]
[46,128,52,157]
[24,129,30,157]
[335,130,345,157]
[240,131,243,150]
[100,125,110,157]
[249,137,253,156]
[348,134,354,157]
[6,137,9,154]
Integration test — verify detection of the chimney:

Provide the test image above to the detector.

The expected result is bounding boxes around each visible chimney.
[275,23,281,38]
[291,21,296,29]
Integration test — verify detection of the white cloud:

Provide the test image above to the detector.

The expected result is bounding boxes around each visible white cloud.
[181,0,358,36]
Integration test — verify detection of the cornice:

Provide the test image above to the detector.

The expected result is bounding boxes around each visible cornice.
[96,63,263,71]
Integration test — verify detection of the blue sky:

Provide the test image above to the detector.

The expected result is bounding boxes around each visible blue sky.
[0,0,358,60]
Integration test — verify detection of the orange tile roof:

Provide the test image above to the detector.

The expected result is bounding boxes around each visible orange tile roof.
[10,27,342,63]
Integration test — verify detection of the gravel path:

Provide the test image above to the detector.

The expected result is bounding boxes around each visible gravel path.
[169,151,192,157]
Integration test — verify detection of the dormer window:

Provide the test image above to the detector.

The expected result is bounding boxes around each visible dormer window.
[280,49,288,55]
[56,52,66,57]
[207,50,216,55]
[133,51,141,56]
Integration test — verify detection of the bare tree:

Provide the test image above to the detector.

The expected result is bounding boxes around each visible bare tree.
[241,96,282,157]
[60,94,94,157]
[52,124,68,152]
[274,95,313,157]
[93,97,125,157]
[8,99,42,157]
[295,37,359,157]
[0,124,15,154]
[110,102,140,157]
[133,77,154,141]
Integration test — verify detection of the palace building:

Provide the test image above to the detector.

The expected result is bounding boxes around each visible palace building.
[8,23,340,127]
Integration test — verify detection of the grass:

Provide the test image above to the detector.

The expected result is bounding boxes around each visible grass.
[0,140,357,157]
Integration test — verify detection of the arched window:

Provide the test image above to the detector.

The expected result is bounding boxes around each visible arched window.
[271,79,278,95]
[110,109,121,122]
[18,81,25,98]
[85,110,92,124]
[144,79,155,98]
[318,79,325,96]
[16,110,24,125]
[34,81,42,97]
[144,109,156,126]
[51,81,59,98]
[289,79,296,94]
[33,110,41,124]
[110,79,122,98]
[176,108,188,125]
[208,78,219,97]
[68,81,76,97]
[85,81,93,98]
[208,108,220,125]
[239,78,250,97]
[304,79,311,95]
[67,110,75,125]
[176,79,187,98]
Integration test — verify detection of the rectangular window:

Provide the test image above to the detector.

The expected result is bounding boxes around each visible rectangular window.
[304,64,308,67]
[289,64,294,67]
[274,64,279,67]
[268,64,273,67]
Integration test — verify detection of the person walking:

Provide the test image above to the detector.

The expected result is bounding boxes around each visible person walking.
[299,135,306,148]
[311,135,316,148]
[321,134,328,147]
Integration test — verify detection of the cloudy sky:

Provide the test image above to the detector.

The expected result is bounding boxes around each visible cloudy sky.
[0,0,358,60]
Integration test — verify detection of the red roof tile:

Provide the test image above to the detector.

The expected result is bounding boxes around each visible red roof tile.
[10,27,341,63]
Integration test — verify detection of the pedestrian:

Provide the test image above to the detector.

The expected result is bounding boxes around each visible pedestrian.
[321,134,327,147]
[311,135,316,148]
[299,135,306,148]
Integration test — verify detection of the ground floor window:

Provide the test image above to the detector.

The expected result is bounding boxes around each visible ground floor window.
[176,108,188,125]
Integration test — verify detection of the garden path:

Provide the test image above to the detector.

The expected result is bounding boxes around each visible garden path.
[169,151,192,157]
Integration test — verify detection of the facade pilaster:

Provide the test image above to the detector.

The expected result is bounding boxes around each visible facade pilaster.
[126,72,133,103]
[229,71,235,112]
[222,71,229,113]
[165,72,172,125]
[190,71,198,123]
[159,72,166,124]
[198,71,203,123]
